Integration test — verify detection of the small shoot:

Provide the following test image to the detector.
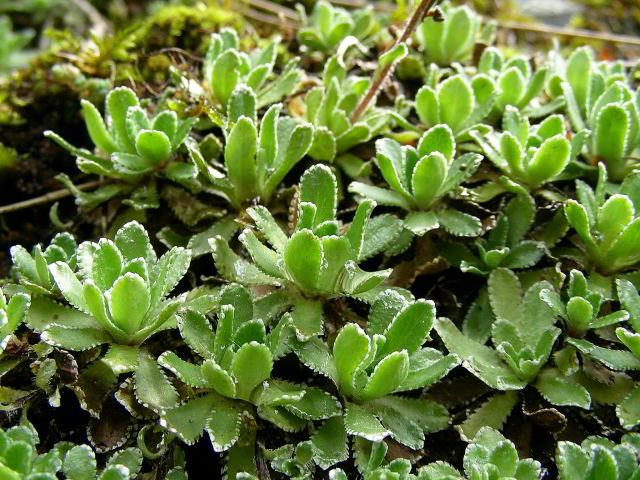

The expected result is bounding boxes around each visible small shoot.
[349,125,484,237]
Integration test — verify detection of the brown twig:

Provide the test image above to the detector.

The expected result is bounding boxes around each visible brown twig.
[495,19,640,47]
[242,0,299,21]
[0,179,111,215]
[350,0,440,123]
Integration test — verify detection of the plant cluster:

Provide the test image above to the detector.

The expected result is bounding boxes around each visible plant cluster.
[1,1,640,479]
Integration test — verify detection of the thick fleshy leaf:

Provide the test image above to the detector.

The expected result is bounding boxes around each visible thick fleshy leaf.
[135,130,171,165]
[334,323,371,397]
[358,351,409,401]
[412,152,447,209]
[81,100,117,154]
[398,348,460,391]
[535,368,590,408]
[108,273,150,335]
[438,75,473,133]
[159,351,207,387]
[177,309,216,359]
[227,85,257,124]
[42,325,111,351]
[434,318,527,390]
[231,341,273,401]
[375,138,411,197]
[593,103,628,165]
[526,135,570,186]
[283,230,322,294]
[160,393,220,445]
[299,165,337,227]
[201,360,236,398]
[107,87,139,154]
[63,445,97,480]
[49,262,88,313]
[205,396,242,452]
[344,403,390,442]
[210,236,281,286]
[415,86,439,127]
[379,300,434,357]
[246,206,287,252]
[457,391,519,441]
[437,209,482,237]
[225,116,258,206]
[617,383,640,429]
[417,125,455,161]
[135,353,179,410]
[311,416,348,469]
[568,338,640,370]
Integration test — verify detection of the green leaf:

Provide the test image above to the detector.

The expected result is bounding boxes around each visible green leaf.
[135,352,179,410]
[311,416,348,470]
[359,351,409,401]
[438,75,473,133]
[437,209,482,237]
[291,336,339,385]
[568,338,640,370]
[135,130,171,165]
[158,351,207,388]
[283,385,341,420]
[101,343,139,375]
[334,323,371,397]
[557,441,589,480]
[585,446,617,480]
[264,120,313,199]
[160,393,221,445]
[225,117,258,206]
[399,348,460,391]
[617,384,640,429]
[228,85,257,124]
[498,67,525,107]
[299,165,337,227]
[231,341,273,401]
[617,279,640,332]
[418,125,455,161]
[434,318,527,390]
[526,135,570,186]
[404,211,439,236]
[488,268,523,325]
[375,138,411,198]
[205,396,242,452]
[415,86,439,127]
[63,445,96,480]
[81,100,117,154]
[42,325,111,351]
[344,403,390,442]
[283,230,322,294]
[106,448,142,476]
[412,152,447,209]
[593,103,628,165]
[92,240,123,291]
[107,87,139,154]
[109,273,149,336]
[177,309,216,358]
[239,230,281,279]
[211,236,281,286]
[564,200,594,246]
[49,262,88,313]
[379,300,434,357]
[201,360,236,398]
[535,368,590,408]
[457,391,519,441]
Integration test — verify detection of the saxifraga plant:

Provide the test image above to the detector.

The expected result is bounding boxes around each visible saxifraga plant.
[44,86,198,208]
[349,124,484,237]
[211,164,395,341]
